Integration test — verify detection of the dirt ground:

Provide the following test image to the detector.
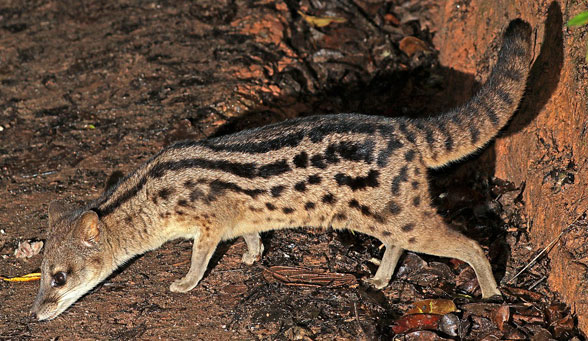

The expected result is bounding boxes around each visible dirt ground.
[0,0,585,339]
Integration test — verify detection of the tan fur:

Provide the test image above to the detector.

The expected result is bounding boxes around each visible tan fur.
[31,20,533,321]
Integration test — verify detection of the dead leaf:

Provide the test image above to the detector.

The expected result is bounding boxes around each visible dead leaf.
[406,299,458,315]
[492,305,510,331]
[403,330,449,340]
[384,13,400,26]
[298,10,347,28]
[502,286,543,302]
[552,314,574,339]
[437,313,459,337]
[391,314,441,334]
[14,240,44,259]
[398,36,429,57]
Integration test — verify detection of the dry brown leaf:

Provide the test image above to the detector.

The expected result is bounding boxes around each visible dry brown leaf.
[14,240,44,259]
[298,11,347,28]
[398,36,429,57]
[406,299,458,315]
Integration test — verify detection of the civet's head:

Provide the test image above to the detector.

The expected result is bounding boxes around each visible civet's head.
[31,201,114,320]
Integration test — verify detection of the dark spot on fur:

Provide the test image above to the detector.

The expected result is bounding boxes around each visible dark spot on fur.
[335,169,379,191]
[190,188,205,202]
[310,154,327,169]
[404,150,416,162]
[324,144,340,164]
[415,122,435,146]
[184,180,195,189]
[304,202,315,210]
[176,210,185,216]
[334,213,347,221]
[349,199,372,216]
[294,181,306,192]
[398,122,416,143]
[293,151,309,168]
[411,181,419,189]
[282,207,294,214]
[401,223,415,232]
[327,140,375,164]
[322,193,336,204]
[266,203,276,211]
[408,237,416,244]
[249,205,262,212]
[377,137,403,167]
[391,166,408,195]
[308,174,321,184]
[388,200,402,215]
[412,196,421,207]
[382,231,391,236]
[414,167,421,176]
[124,216,132,224]
[271,185,285,197]
[368,226,375,231]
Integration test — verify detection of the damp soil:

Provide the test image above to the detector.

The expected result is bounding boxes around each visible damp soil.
[0,0,585,340]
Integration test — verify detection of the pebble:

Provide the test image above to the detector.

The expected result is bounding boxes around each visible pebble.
[0,126,4,132]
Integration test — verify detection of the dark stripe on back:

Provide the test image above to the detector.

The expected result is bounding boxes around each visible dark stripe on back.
[308,122,376,143]
[150,157,291,180]
[208,180,265,200]
[95,176,148,217]
[178,130,305,154]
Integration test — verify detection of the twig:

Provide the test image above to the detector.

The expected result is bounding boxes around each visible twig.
[506,210,586,284]
[528,275,547,290]
[353,302,367,341]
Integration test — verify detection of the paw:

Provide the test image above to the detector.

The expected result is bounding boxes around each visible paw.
[365,277,389,290]
[241,244,264,265]
[241,252,258,266]
[169,278,198,293]
[482,293,504,303]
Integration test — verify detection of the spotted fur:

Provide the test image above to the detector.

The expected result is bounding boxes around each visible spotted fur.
[32,20,533,321]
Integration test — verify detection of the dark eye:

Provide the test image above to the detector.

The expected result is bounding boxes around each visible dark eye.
[51,271,67,287]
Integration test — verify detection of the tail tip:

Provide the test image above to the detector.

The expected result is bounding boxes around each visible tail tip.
[504,19,533,43]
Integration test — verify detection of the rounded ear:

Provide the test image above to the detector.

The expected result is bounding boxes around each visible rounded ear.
[48,200,68,227]
[77,211,100,246]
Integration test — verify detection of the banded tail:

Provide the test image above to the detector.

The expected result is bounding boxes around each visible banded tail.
[406,19,533,168]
